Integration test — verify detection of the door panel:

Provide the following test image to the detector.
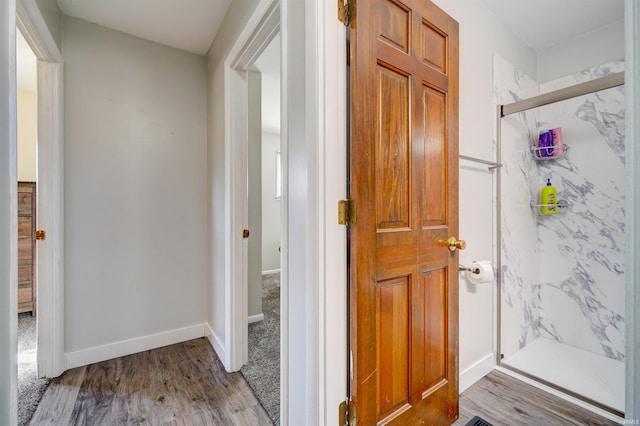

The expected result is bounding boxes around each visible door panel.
[420,21,447,73]
[376,65,410,229]
[377,276,409,418]
[350,0,459,424]
[422,85,446,226]
[378,0,410,53]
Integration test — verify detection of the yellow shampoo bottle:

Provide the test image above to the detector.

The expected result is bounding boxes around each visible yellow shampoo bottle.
[541,178,557,215]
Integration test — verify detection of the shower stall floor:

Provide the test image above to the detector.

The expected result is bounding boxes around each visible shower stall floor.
[502,337,624,413]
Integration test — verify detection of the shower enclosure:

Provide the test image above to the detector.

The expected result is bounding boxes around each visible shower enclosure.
[494,55,626,416]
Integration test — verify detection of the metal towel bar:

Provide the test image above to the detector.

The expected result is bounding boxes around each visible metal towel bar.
[459,154,502,169]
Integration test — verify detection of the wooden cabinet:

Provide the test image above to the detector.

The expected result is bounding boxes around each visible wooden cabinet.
[18,181,36,315]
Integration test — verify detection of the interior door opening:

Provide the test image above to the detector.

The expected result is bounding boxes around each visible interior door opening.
[240,33,282,425]
[15,26,49,426]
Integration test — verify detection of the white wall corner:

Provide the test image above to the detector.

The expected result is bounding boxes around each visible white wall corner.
[206,322,227,366]
[66,324,207,370]
[459,353,496,393]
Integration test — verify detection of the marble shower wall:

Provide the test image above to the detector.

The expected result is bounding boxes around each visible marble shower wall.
[495,55,626,361]
[537,61,625,361]
[494,55,541,359]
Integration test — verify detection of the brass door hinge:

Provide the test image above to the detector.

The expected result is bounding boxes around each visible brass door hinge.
[338,200,356,225]
[339,399,356,426]
[338,0,355,26]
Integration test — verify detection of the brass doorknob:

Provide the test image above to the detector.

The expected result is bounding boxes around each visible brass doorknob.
[35,230,46,241]
[438,237,466,252]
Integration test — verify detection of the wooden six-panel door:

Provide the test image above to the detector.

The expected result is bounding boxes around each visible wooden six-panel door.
[349,0,459,424]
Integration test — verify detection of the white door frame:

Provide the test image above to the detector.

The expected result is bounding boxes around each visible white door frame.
[223,4,345,424]
[625,0,640,419]
[310,3,348,424]
[2,3,18,423]
[16,0,65,378]
[223,0,280,371]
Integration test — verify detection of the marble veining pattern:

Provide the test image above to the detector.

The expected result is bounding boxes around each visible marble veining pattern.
[537,61,625,361]
[495,56,625,363]
[494,55,540,358]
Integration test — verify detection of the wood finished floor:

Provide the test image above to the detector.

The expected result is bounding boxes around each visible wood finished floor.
[30,338,273,426]
[454,371,619,426]
[31,339,618,426]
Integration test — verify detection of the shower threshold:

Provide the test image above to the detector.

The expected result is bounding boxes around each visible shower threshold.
[501,337,624,417]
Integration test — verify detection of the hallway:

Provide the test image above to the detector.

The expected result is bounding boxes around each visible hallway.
[30,338,272,425]
[29,338,617,426]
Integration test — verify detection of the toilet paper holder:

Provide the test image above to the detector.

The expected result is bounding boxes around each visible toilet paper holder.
[459,264,481,275]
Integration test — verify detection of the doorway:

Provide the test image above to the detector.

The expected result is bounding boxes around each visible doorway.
[240,33,282,425]
[15,27,49,426]
[222,0,284,421]
[16,0,65,390]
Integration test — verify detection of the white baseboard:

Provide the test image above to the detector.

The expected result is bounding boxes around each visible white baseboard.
[206,323,226,365]
[459,353,495,393]
[248,313,264,324]
[261,269,280,275]
[66,323,207,370]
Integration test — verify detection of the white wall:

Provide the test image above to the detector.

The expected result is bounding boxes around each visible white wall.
[284,0,317,420]
[255,32,281,274]
[538,20,625,83]
[206,0,260,360]
[17,89,37,182]
[0,1,17,423]
[63,16,207,362]
[432,0,537,390]
[248,71,263,319]
[261,131,280,272]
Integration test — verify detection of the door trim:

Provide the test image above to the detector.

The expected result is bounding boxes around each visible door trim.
[223,1,349,423]
[625,0,640,418]
[311,1,349,423]
[223,0,280,370]
[16,0,65,378]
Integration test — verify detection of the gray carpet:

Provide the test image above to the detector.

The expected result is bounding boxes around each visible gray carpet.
[241,273,280,425]
[18,313,49,426]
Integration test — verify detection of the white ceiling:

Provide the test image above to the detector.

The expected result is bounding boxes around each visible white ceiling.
[481,0,624,51]
[16,0,625,95]
[56,0,232,55]
[49,0,625,57]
